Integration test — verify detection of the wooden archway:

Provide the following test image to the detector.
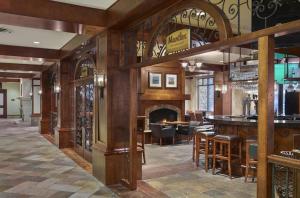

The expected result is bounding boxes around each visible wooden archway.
[146,0,233,59]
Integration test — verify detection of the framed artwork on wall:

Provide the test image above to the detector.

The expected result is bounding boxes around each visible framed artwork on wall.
[165,74,178,88]
[149,72,162,88]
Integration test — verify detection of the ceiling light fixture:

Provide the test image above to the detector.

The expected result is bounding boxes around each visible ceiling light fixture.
[196,62,203,68]
[181,62,188,68]
[33,41,40,45]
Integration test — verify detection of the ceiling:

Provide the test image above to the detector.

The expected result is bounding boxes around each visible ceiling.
[0,24,76,50]
[52,0,118,10]
[182,47,257,65]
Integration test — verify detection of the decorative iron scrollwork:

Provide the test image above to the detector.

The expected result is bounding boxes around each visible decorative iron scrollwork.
[252,0,283,27]
[148,8,219,59]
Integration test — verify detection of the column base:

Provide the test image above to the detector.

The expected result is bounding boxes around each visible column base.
[40,119,50,134]
[92,143,142,185]
[55,127,74,148]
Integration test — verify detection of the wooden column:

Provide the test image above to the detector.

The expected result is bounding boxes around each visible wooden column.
[92,30,142,186]
[128,67,138,190]
[40,70,51,134]
[55,58,74,148]
[257,35,275,198]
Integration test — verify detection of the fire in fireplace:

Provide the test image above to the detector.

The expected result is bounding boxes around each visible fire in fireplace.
[149,108,178,123]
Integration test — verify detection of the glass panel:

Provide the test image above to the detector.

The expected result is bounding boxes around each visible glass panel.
[75,86,85,146]
[33,86,41,114]
[208,85,214,112]
[85,83,93,151]
[33,80,40,86]
[0,93,3,105]
[0,108,3,115]
[198,86,208,111]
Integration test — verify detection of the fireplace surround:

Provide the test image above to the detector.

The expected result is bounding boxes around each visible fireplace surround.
[145,104,181,129]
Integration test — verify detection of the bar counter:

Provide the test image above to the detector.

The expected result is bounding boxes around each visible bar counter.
[206,115,300,154]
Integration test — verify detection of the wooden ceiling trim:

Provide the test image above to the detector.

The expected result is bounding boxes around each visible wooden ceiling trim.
[0,63,48,72]
[0,45,60,59]
[0,12,81,33]
[0,72,35,78]
[0,77,20,82]
[0,0,107,27]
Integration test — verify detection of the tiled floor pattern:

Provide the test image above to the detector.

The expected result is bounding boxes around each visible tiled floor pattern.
[142,143,257,198]
[0,119,257,198]
[0,119,115,198]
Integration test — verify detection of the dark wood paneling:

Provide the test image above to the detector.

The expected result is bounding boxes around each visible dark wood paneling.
[0,78,19,82]
[0,12,80,33]
[0,0,107,27]
[0,72,35,78]
[0,62,48,72]
[0,45,60,59]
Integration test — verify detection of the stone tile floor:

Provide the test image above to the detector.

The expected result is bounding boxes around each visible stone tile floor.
[142,144,257,198]
[0,119,116,198]
[0,119,257,198]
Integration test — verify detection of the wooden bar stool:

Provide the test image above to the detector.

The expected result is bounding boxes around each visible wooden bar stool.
[193,126,215,171]
[212,135,242,179]
[245,137,257,182]
[198,131,215,172]
[245,143,258,182]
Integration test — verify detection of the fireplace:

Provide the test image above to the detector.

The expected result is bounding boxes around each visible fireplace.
[145,104,181,129]
[149,108,177,123]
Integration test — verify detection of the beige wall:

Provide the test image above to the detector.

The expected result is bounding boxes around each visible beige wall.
[2,82,21,116]
[231,88,256,116]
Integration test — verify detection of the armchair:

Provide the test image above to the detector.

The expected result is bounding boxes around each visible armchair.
[177,121,201,143]
[149,123,176,146]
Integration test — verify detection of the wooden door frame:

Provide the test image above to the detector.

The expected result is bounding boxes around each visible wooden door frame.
[0,89,7,118]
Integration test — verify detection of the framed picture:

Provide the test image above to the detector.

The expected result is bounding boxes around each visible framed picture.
[165,74,178,88]
[148,72,162,88]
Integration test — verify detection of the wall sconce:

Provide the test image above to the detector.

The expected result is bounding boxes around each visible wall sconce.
[221,84,228,94]
[94,73,105,98]
[54,85,61,94]
[38,90,42,95]
[29,92,33,97]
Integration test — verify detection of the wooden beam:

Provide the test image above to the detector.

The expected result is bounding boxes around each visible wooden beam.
[0,0,107,27]
[0,62,47,71]
[276,46,300,57]
[0,45,60,59]
[134,19,300,68]
[0,12,80,33]
[0,72,35,78]
[257,35,275,198]
[0,78,20,82]
[107,0,182,28]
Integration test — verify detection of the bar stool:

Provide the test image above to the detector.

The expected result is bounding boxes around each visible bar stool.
[245,138,258,182]
[199,131,216,172]
[212,134,242,179]
[193,127,215,171]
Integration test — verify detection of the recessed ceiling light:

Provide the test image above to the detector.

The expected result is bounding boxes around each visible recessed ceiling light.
[33,41,40,45]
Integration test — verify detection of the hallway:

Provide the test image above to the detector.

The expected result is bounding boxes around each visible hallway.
[0,119,114,198]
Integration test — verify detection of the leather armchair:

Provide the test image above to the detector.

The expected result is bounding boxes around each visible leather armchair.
[149,123,176,145]
[177,121,201,136]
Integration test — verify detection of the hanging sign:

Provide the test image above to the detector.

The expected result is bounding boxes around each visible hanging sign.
[166,29,190,54]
